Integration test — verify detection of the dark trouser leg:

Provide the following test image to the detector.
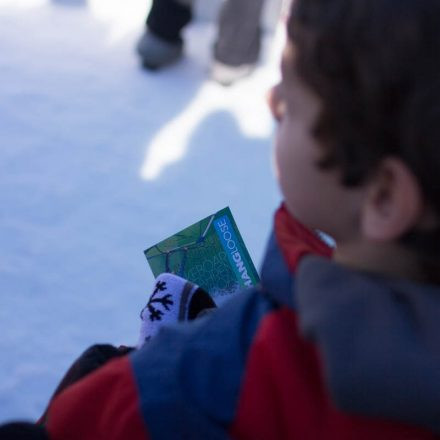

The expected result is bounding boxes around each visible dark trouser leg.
[146,0,194,43]
[214,0,266,66]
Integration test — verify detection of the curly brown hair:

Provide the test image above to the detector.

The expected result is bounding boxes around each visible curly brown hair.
[287,0,440,257]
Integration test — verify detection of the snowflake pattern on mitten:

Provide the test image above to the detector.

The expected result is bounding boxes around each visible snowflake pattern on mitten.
[140,280,174,322]
[138,273,215,348]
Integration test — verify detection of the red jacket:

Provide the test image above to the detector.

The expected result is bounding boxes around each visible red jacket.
[45,205,438,439]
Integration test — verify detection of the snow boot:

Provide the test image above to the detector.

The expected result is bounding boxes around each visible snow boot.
[210,61,256,86]
[136,30,184,70]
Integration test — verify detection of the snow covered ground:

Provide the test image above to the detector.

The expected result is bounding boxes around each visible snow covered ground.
[0,0,282,422]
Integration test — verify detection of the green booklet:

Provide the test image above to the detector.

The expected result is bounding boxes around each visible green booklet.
[144,207,260,303]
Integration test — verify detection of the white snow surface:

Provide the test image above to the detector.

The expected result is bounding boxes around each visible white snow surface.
[0,0,282,422]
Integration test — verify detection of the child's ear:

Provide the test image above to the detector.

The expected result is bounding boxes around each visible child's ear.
[361,157,423,241]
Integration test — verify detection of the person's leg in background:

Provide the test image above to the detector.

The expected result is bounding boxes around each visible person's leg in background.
[212,0,266,85]
[137,0,195,69]
[136,0,272,85]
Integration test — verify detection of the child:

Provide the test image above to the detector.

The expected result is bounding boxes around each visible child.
[9,0,440,437]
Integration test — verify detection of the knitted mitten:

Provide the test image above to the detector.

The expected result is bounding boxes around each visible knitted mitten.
[138,273,217,348]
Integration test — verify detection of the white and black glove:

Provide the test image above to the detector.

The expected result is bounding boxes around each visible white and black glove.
[138,273,217,348]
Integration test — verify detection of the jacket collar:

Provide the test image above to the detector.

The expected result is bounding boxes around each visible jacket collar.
[296,256,440,434]
[259,230,296,308]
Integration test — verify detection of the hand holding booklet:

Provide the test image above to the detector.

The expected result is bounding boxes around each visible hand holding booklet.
[144,207,260,304]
